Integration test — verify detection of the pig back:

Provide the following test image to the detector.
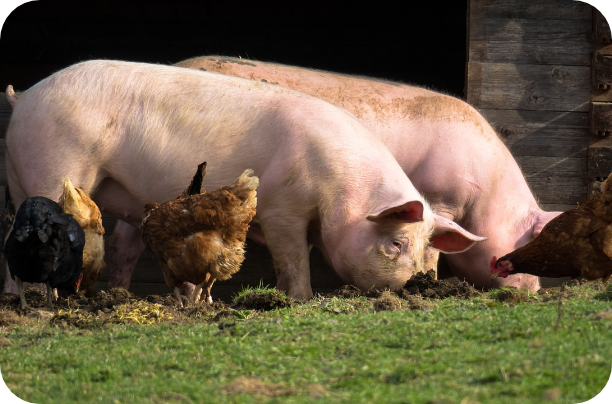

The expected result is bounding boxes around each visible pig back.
[5,60,414,225]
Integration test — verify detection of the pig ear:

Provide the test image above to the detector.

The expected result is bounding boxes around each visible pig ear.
[430,214,487,253]
[533,211,562,237]
[367,201,424,223]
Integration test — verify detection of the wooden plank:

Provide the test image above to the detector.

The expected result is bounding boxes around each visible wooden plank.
[469,0,592,20]
[0,139,5,188]
[479,109,590,157]
[588,136,612,179]
[592,45,612,90]
[468,17,592,65]
[469,39,592,66]
[593,7,612,44]
[467,62,591,111]
[0,93,10,139]
[539,203,577,212]
[525,176,587,205]
[515,156,587,177]
[590,101,612,136]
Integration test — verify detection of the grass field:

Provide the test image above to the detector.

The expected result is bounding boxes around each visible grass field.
[0,280,611,404]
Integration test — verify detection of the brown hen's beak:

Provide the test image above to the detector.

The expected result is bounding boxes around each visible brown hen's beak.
[491,271,500,280]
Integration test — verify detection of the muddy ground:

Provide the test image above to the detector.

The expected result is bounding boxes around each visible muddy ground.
[0,270,576,329]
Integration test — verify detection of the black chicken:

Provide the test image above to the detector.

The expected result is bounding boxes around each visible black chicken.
[5,196,86,309]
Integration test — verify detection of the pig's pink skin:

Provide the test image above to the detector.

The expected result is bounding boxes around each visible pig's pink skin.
[174,56,564,292]
[3,60,481,299]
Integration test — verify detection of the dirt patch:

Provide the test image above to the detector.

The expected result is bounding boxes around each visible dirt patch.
[403,295,434,311]
[0,286,234,329]
[0,284,303,329]
[233,290,294,311]
[373,291,402,311]
[401,270,481,299]
[221,377,296,397]
[0,270,487,330]
[494,288,531,304]
[0,308,27,327]
[332,285,362,299]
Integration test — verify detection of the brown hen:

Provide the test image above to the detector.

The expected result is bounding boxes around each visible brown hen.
[491,175,612,283]
[141,168,258,306]
[58,177,105,293]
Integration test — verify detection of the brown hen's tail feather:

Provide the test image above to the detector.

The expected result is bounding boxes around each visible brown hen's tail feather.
[230,169,259,203]
[59,177,104,234]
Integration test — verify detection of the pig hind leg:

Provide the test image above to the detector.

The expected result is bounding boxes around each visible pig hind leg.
[108,221,147,289]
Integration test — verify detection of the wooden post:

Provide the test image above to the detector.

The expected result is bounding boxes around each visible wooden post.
[0,93,10,139]
[589,9,612,194]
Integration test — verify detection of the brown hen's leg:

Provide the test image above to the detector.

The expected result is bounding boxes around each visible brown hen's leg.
[202,274,216,304]
[190,274,215,305]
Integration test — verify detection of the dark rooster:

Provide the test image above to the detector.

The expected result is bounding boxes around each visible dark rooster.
[5,196,85,309]
[141,165,258,306]
[491,175,612,283]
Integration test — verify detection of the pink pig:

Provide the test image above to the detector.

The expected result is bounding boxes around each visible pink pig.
[3,60,483,300]
[169,56,563,292]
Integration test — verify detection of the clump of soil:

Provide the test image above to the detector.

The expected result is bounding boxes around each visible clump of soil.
[332,285,362,299]
[373,291,402,311]
[88,287,134,311]
[494,288,531,304]
[233,289,294,311]
[50,308,99,328]
[401,270,481,299]
[403,295,434,311]
[0,308,26,327]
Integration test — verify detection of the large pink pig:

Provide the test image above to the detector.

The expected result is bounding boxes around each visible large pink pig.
[3,60,483,300]
[167,56,562,292]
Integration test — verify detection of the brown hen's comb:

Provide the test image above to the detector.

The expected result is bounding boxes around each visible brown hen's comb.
[490,256,498,272]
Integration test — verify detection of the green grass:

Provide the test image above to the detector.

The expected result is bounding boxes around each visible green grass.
[1,283,611,404]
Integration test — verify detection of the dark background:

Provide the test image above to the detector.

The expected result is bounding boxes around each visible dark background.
[0,0,468,97]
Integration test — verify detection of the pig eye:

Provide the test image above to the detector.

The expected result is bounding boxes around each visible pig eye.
[391,240,403,250]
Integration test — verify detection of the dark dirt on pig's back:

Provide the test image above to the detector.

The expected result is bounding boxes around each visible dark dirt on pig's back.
[5,197,86,289]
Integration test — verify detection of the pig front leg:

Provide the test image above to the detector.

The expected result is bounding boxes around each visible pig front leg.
[108,221,147,289]
[3,264,17,294]
[260,216,313,300]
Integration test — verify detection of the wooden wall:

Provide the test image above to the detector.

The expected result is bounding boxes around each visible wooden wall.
[466,0,603,212]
